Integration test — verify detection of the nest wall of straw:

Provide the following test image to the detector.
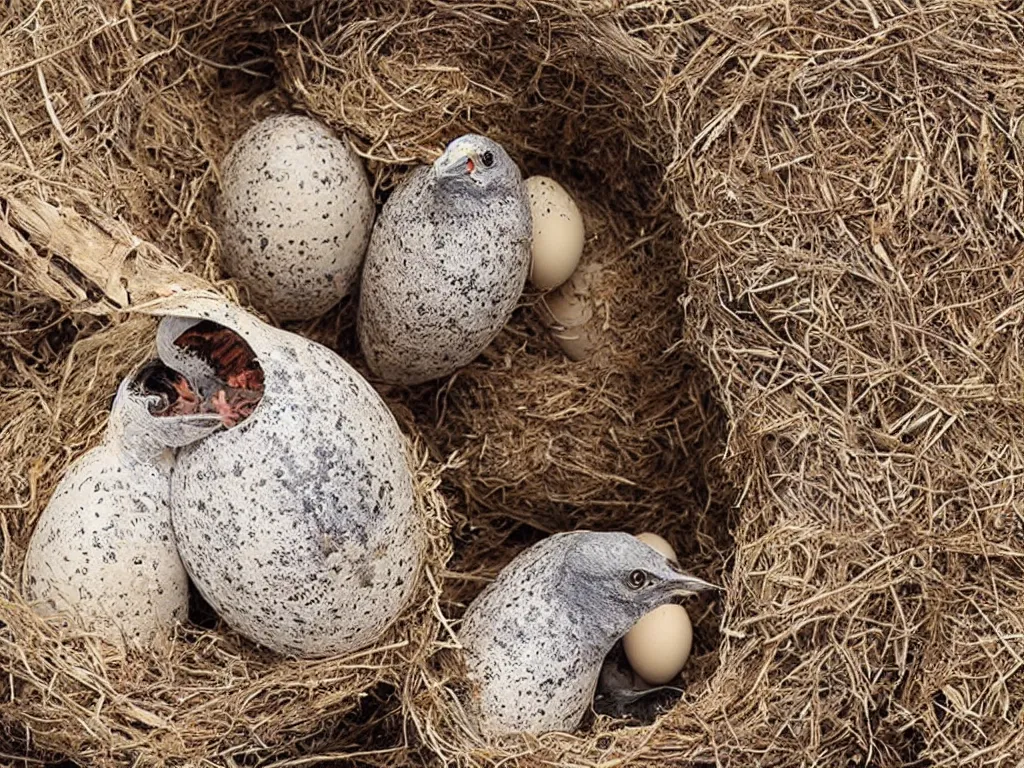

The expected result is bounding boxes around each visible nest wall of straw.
[2,1,1023,767]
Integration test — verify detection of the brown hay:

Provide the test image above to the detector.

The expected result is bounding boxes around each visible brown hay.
[3,0,1024,766]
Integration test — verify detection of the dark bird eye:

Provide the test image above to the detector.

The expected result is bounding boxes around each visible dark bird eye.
[481,150,495,167]
[627,569,647,589]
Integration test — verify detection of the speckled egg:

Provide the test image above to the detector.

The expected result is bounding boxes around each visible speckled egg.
[525,176,585,291]
[23,363,223,649]
[155,294,423,657]
[216,114,375,322]
[357,134,532,385]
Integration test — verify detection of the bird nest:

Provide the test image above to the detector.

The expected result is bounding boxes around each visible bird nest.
[2,1,1023,766]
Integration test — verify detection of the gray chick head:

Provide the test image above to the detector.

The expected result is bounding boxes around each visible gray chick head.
[559,531,718,638]
[432,134,521,199]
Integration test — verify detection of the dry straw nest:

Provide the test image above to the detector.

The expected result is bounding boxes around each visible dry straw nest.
[2,0,1023,766]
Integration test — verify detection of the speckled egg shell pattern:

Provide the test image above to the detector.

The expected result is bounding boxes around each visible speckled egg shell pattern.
[23,442,187,649]
[458,534,601,737]
[160,298,421,657]
[357,166,532,385]
[217,114,376,322]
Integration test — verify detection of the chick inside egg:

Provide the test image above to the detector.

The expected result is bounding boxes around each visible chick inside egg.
[140,363,203,417]
[149,321,265,428]
[172,321,264,427]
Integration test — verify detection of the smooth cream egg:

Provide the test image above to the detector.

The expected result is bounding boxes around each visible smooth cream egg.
[538,263,601,361]
[622,603,694,685]
[635,532,677,562]
[525,176,585,291]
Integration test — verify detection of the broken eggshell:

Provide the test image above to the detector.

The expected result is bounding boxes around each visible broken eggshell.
[23,362,223,650]
[154,295,423,658]
[537,263,605,361]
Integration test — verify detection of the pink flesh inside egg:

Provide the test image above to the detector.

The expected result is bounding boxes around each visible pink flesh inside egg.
[146,321,264,428]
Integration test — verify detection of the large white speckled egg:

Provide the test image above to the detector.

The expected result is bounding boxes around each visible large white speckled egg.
[23,363,222,650]
[216,114,375,322]
[154,294,423,657]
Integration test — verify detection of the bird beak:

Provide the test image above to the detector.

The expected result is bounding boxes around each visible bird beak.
[433,144,476,179]
[663,561,721,597]
[666,574,720,597]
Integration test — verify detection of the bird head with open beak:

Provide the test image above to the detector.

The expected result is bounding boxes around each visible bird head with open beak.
[432,134,521,196]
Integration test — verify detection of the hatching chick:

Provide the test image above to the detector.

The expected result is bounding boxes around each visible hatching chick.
[457,531,718,738]
[357,133,532,385]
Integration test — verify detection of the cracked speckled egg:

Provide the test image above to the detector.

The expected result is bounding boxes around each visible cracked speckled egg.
[216,114,375,322]
[23,363,222,649]
[525,176,585,291]
[154,294,423,657]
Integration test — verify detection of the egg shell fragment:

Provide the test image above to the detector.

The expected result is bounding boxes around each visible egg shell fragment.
[217,114,375,322]
[525,176,585,291]
[158,295,424,658]
[538,263,603,361]
[622,603,694,685]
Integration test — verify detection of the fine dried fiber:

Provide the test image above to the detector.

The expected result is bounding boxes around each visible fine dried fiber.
[1,1,1023,767]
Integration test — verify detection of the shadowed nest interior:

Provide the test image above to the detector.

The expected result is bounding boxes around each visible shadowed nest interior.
[2,1,1023,767]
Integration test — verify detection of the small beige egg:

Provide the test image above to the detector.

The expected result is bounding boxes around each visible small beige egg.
[537,263,601,361]
[622,603,693,685]
[525,176,585,291]
[635,532,677,562]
